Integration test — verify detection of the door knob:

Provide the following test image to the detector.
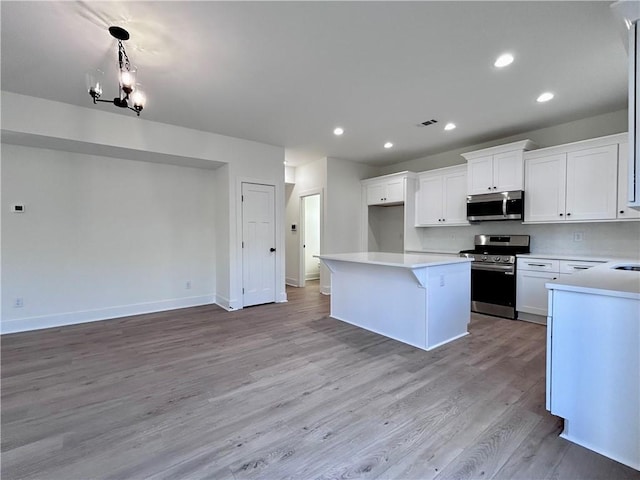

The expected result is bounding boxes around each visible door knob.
[270,248,276,252]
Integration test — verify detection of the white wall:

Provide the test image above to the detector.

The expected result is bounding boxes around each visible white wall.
[285,158,327,286]
[1,92,287,331]
[417,221,640,258]
[1,144,217,333]
[377,109,629,175]
[303,194,320,280]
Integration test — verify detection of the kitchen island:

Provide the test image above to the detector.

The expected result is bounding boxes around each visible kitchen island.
[545,260,640,471]
[317,252,471,351]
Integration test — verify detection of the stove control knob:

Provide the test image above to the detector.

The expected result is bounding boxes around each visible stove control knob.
[503,257,511,263]
[494,256,501,262]
[481,256,488,261]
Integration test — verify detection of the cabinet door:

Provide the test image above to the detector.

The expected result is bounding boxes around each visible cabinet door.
[525,154,567,222]
[467,155,494,194]
[415,175,443,226]
[516,270,557,316]
[385,178,405,204]
[442,171,469,225]
[366,183,386,205]
[617,143,640,219]
[566,145,618,221]
[493,150,523,192]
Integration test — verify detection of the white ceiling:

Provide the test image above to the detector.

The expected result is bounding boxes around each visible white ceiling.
[0,1,630,167]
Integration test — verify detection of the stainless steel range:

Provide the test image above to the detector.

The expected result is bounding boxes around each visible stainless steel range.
[459,234,530,319]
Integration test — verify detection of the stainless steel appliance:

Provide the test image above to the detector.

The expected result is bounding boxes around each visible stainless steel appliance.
[467,190,524,222]
[459,234,530,319]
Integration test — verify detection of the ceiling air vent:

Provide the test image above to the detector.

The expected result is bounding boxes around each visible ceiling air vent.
[419,119,438,127]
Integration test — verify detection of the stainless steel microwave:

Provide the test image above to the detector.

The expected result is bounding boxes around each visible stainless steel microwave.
[467,190,524,222]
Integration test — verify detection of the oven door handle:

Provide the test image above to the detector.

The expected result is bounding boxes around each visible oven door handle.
[502,197,508,217]
[471,263,515,274]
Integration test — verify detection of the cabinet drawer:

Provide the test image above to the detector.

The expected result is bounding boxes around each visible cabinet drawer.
[518,258,559,272]
[559,260,603,274]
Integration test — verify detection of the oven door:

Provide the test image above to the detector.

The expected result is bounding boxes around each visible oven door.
[470,263,517,319]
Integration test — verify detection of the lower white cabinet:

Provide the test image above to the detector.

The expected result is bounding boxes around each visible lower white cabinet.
[516,257,603,322]
[617,143,640,219]
[415,165,468,226]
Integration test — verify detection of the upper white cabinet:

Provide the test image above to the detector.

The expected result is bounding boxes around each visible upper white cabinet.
[363,172,407,206]
[415,165,468,226]
[524,134,627,223]
[462,140,537,195]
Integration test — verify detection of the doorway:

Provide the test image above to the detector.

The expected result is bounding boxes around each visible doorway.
[242,182,276,306]
[299,192,321,288]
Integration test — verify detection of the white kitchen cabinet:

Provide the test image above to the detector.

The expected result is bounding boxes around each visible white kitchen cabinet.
[462,140,536,195]
[547,286,640,470]
[415,165,468,226]
[617,142,640,219]
[525,135,623,223]
[516,256,602,323]
[565,145,618,220]
[364,173,405,206]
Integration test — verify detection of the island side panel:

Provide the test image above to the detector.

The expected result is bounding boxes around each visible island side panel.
[421,262,471,350]
[324,260,428,350]
[549,289,640,470]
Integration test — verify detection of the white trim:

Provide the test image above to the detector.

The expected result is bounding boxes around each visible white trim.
[461,139,538,161]
[285,277,301,287]
[298,188,324,289]
[1,295,216,334]
[524,133,628,160]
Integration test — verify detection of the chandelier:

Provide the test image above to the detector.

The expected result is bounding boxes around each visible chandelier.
[87,26,146,116]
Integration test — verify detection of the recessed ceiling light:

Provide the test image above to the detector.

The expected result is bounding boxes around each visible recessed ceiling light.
[444,123,456,131]
[494,53,514,68]
[333,127,344,136]
[537,92,554,103]
[384,142,393,149]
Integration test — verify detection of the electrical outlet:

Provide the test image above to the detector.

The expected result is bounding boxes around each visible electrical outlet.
[14,297,23,308]
[573,232,584,242]
[185,281,192,290]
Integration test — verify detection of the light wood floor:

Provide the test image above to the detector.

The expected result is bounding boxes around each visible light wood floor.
[2,282,639,480]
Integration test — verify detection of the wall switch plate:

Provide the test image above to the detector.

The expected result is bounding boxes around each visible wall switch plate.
[573,232,584,242]
[14,297,23,308]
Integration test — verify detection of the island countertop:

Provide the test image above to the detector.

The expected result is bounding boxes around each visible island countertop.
[316,252,471,269]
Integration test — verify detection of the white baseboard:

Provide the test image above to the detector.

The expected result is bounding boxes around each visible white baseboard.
[320,283,331,295]
[305,273,320,281]
[285,276,301,287]
[1,295,216,335]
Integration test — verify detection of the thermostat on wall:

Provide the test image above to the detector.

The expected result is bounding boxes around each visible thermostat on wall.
[11,204,25,213]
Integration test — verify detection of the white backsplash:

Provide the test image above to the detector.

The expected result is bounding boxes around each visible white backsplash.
[418,221,640,258]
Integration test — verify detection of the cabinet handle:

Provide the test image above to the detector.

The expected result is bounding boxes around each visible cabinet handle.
[488,187,491,190]
[559,213,563,216]
[528,263,547,267]
[566,213,571,216]
[572,266,589,270]
[620,210,624,214]
[442,218,446,222]
[493,186,497,190]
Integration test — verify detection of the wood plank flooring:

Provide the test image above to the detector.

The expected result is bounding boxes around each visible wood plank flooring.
[2,282,639,479]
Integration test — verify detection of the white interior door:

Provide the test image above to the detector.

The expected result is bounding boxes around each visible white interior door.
[242,183,276,307]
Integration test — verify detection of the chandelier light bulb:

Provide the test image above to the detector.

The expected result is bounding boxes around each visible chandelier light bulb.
[120,70,136,93]
[131,90,146,109]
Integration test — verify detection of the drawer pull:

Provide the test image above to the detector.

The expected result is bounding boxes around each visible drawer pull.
[572,266,590,270]
[528,263,548,267]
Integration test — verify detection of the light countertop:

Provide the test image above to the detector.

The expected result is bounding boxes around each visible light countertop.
[546,260,640,300]
[517,253,633,263]
[316,252,471,269]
